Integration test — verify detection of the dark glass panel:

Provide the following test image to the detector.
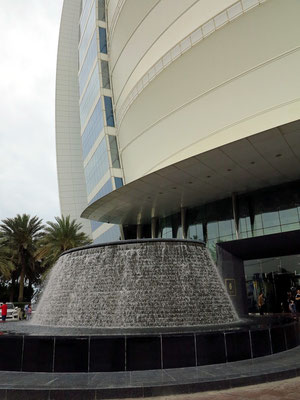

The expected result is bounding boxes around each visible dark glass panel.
[99,27,107,54]
[90,337,125,372]
[0,336,22,371]
[98,0,106,21]
[54,337,89,372]
[114,177,123,189]
[23,337,54,372]
[250,330,271,358]
[162,335,196,369]
[109,135,121,167]
[270,326,286,353]
[101,60,110,89]
[196,333,226,365]
[126,336,161,371]
[225,331,251,362]
[104,96,115,127]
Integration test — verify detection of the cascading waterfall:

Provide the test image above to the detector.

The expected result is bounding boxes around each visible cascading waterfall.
[32,240,238,328]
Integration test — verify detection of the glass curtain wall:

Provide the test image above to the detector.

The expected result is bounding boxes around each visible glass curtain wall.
[78,0,124,242]
[154,180,300,259]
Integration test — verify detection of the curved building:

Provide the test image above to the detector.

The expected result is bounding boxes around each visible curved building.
[56,0,124,242]
[57,0,300,312]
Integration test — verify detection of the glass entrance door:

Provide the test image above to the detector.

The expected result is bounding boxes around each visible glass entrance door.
[244,255,300,313]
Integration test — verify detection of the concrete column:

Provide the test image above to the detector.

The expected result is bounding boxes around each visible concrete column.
[136,224,142,239]
[151,218,158,238]
[181,207,187,239]
[232,193,239,240]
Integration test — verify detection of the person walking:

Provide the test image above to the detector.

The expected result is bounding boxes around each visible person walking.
[0,302,8,323]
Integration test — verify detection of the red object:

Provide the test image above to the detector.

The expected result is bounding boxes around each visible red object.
[0,304,7,316]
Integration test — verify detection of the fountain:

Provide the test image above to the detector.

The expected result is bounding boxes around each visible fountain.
[0,239,297,374]
[33,239,238,328]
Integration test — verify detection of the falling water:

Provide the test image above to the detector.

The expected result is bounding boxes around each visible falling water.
[32,240,238,328]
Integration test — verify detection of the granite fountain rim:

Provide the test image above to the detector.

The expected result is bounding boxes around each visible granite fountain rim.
[0,315,295,337]
[61,238,206,256]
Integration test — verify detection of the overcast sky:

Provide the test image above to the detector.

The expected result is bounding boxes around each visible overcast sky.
[0,0,64,224]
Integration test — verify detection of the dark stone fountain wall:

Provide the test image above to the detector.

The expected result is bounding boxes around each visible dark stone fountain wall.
[33,240,238,328]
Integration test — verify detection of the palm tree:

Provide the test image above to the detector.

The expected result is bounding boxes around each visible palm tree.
[37,215,92,266]
[0,214,44,301]
[0,243,15,280]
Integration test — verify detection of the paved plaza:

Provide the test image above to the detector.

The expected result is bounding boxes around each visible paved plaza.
[151,376,300,400]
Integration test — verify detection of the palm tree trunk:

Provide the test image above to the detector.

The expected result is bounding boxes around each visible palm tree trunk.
[9,278,15,302]
[18,259,26,302]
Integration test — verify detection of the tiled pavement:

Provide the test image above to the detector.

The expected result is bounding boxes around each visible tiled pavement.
[0,346,299,399]
[150,376,300,399]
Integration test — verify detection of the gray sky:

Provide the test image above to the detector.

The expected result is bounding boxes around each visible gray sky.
[0,0,64,224]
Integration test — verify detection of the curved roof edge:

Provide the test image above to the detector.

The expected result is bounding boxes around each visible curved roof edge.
[81,122,300,225]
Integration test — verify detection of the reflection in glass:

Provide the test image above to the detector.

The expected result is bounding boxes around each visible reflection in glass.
[101,60,110,89]
[279,208,299,225]
[79,66,100,126]
[109,135,120,168]
[84,138,109,194]
[262,211,280,228]
[187,223,204,241]
[98,0,105,21]
[82,99,104,159]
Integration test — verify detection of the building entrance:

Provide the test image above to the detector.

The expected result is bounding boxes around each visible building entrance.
[245,255,300,313]
[216,229,300,316]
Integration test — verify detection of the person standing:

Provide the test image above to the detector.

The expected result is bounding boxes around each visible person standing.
[0,302,8,322]
[27,304,32,320]
[295,289,300,313]
[257,293,265,315]
[289,300,297,317]
[24,304,29,320]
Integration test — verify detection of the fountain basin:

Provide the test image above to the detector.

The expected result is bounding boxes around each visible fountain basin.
[0,316,298,372]
[4,239,296,374]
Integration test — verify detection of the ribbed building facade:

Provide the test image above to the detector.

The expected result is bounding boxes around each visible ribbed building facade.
[57,0,300,312]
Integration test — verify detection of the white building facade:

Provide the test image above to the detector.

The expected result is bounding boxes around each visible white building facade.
[57,0,300,311]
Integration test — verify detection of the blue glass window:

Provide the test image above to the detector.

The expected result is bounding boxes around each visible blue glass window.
[84,138,109,194]
[80,0,94,40]
[79,66,100,127]
[114,177,123,189]
[89,179,113,204]
[93,225,121,244]
[81,99,104,159]
[99,27,107,54]
[91,221,102,231]
[187,223,204,241]
[104,96,115,127]
[79,32,97,97]
[79,4,96,68]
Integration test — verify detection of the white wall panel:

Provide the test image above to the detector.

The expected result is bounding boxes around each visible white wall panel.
[112,0,240,113]
[118,0,300,183]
